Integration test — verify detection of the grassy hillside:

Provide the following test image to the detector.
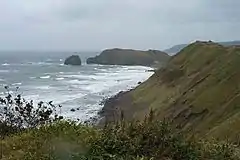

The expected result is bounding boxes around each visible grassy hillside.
[106,41,240,141]
[164,40,240,55]
[86,48,170,67]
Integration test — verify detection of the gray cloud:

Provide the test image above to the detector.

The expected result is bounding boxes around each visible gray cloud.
[0,0,239,51]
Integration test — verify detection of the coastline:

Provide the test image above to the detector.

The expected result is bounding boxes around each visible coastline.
[97,89,132,126]
[83,89,133,127]
[96,69,155,126]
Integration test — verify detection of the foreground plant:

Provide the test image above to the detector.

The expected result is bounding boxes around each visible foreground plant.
[1,118,239,160]
[0,86,63,137]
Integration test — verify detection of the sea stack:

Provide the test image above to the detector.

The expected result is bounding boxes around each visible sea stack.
[64,55,82,66]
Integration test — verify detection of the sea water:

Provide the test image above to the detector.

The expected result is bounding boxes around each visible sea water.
[0,51,153,121]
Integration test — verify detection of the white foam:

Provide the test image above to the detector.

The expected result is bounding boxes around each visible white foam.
[67,79,85,85]
[9,91,14,94]
[56,77,65,80]
[84,83,109,93]
[62,74,97,80]
[24,62,53,66]
[12,82,22,86]
[35,86,52,90]
[2,63,10,66]
[61,66,153,95]
[40,75,51,79]
[30,76,36,79]
[58,93,86,104]
[98,68,108,72]
[25,92,86,105]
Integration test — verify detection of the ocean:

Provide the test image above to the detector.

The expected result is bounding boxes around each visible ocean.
[0,51,153,121]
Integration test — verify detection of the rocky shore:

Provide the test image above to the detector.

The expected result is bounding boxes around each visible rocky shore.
[97,89,133,126]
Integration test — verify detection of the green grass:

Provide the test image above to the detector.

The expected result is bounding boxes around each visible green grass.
[111,41,240,141]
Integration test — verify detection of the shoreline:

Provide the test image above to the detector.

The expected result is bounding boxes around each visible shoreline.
[96,69,155,126]
[82,89,132,126]
[83,68,155,126]
[97,89,133,126]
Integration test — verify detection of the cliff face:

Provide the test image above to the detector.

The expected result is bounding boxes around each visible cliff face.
[102,41,240,141]
[87,48,170,66]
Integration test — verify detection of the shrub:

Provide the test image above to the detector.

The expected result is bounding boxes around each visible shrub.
[0,87,63,137]
[1,119,239,160]
[83,116,239,160]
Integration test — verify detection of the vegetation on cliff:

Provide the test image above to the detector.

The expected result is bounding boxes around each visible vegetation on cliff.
[87,48,170,66]
[104,41,240,142]
[164,40,240,54]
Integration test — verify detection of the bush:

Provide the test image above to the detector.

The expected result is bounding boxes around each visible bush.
[0,87,63,137]
[85,120,197,160]
[1,121,97,160]
[82,116,239,160]
[1,119,239,160]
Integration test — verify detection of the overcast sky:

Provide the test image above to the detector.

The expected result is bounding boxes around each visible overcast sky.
[0,0,239,51]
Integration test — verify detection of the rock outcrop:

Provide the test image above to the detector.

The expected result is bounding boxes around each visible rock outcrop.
[64,55,81,65]
[87,48,170,66]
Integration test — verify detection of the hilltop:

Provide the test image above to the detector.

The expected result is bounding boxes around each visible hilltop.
[87,48,170,67]
[101,41,240,141]
[164,40,240,55]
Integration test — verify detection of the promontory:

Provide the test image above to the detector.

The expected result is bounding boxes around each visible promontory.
[87,48,170,66]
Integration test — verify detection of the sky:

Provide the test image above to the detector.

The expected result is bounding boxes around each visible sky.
[0,0,239,51]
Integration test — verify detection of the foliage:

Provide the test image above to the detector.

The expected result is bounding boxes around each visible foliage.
[2,115,239,160]
[1,121,97,160]
[85,118,239,160]
[0,87,63,137]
